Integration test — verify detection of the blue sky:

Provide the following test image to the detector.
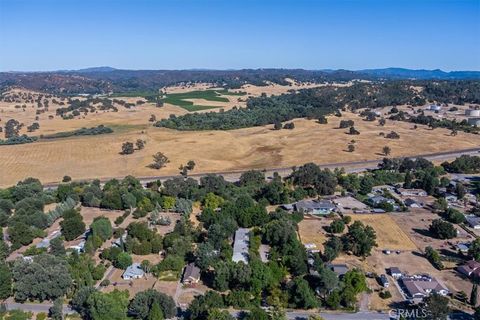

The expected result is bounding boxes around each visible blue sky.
[0,0,479,71]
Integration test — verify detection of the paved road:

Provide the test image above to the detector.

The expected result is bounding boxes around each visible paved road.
[229,310,391,320]
[41,147,480,189]
[4,302,74,314]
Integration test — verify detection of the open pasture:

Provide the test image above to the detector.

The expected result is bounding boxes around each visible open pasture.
[2,111,480,187]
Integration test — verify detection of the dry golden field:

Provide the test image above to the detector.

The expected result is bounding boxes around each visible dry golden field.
[1,84,480,187]
[350,214,417,251]
[297,216,330,250]
[1,107,480,186]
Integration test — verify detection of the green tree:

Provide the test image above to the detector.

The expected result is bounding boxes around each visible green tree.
[49,298,64,320]
[341,221,377,257]
[136,139,146,150]
[114,252,132,270]
[87,290,129,320]
[329,219,345,233]
[147,302,163,320]
[121,142,135,155]
[472,284,478,307]
[425,246,444,270]
[91,217,113,241]
[469,239,480,261]
[60,209,86,241]
[0,263,12,299]
[429,219,456,239]
[424,293,450,320]
[12,254,72,302]
[49,237,66,257]
[128,289,176,319]
[289,277,318,309]
[149,152,169,170]
[382,146,391,156]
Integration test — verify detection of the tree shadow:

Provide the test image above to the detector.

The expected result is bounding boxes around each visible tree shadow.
[412,228,434,238]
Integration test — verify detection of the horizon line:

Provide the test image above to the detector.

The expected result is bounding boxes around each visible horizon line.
[2,66,480,73]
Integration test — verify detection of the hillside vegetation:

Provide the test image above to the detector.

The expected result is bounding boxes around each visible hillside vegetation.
[155,81,480,130]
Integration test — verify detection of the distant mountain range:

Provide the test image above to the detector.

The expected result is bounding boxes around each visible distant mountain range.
[356,68,480,80]
[1,67,478,95]
[65,67,480,80]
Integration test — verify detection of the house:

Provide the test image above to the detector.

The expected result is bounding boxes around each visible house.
[401,275,449,301]
[380,274,389,288]
[457,260,480,277]
[113,231,128,248]
[122,263,145,280]
[456,243,470,254]
[182,263,201,285]
[368,195,395,206]
[445,194,458,203]
[396,188,428,197]
[68,240,86,253]
[327,264,349,277]
[404,198,422,208]
[428,105,442,112]
[232,228,249,264]
[294,199,336,215]
[36,230,62,249]
[389,267,402,279]
[466,215,480,229]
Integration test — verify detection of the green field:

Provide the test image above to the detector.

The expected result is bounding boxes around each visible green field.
[163,89,240,111]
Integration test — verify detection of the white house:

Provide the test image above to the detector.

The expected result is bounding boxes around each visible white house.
[122,263,145,280]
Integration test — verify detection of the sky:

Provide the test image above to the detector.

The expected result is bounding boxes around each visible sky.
[0,0,479,71]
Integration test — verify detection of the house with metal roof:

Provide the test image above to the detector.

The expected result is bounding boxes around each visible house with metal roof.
[232,228,249,264]
[122,263,145,280]
[466,215,480,229]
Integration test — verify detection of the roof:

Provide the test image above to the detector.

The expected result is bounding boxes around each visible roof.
[456,243,470,251]
[396,188,427,195]
[402,276,449,298]
[232,228,249,264]
[183,263,201,281]
[458,260,480,276]
[466,215,480,227]
[328,264,349,276]
[369,195,393,203]
[404,198,419,206]
[389,267,402,274]
[123,263,144,278]
[295,199,336,211]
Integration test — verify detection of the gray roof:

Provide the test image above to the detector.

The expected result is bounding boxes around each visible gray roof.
[232,228,249,264]
[466,215,480,227]
[295,199,336,211]
[328,264,349,276]
[389,267,402,275]
[183,263,201,281]
[402,277,449,298]
[369,195,394,204]
[122,263,144,278]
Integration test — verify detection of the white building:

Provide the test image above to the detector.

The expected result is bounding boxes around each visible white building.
[232,228,249,264]
[122,263,145,280]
